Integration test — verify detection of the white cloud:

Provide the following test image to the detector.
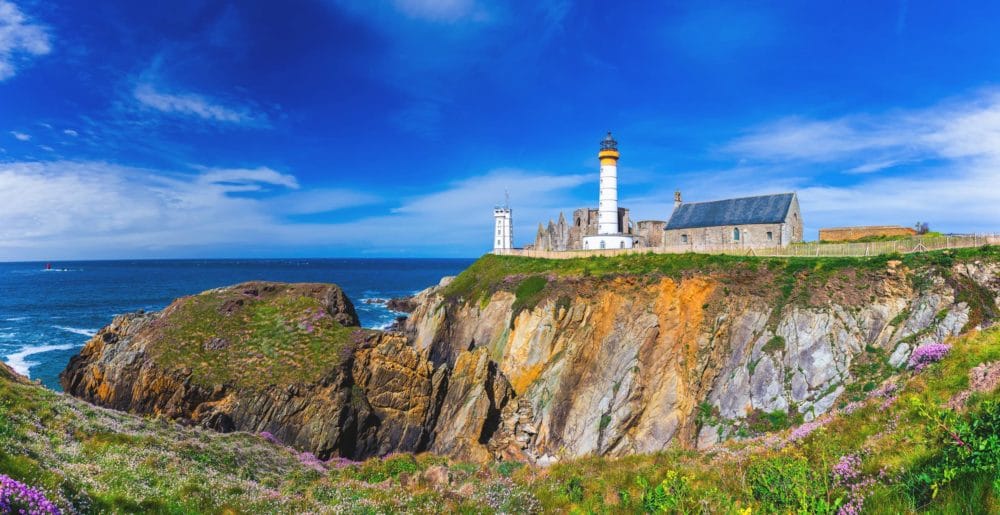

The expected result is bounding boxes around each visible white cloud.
[0,161,584,259]
[63,129,78,137]
[134,82,266,126]
[9,131,29,141]
[696,90,1000,237]
[0,0,51,81]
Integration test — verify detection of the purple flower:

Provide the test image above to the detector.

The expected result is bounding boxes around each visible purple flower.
[259,431,281,445]
[907,343,951,371]
[0,474,61,515]
[832,454,862,485]
[787,419,826,443]
[297,451,327,472]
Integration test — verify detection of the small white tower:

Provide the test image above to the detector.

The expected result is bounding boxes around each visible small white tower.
[493,192,513,252]
[583,132,633,250]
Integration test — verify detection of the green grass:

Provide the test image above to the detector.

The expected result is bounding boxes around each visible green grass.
[148,285,359,388]
[442,246,1000,309]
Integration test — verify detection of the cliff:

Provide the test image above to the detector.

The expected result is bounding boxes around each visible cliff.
[61,249,1000,465]
[60,281,512,461]
[404,249,999,462]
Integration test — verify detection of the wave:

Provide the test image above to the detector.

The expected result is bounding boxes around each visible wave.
[4,343,74,377]
[53,326,98,337]
[0,332,15,339]
[4,317,29,322]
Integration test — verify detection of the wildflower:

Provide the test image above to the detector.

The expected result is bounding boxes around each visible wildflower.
[787,419,826,443]
[832,454,862,485]
[907,343,951,371]
[0,474,61,515]
[259,431,281,445]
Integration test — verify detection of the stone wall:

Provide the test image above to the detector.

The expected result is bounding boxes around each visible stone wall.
[635,220,665,247]
[665,222,787,248]
[819,226,916,242]
[533,207,640,251]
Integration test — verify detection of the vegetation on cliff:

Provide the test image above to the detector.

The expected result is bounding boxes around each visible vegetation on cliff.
[146,282,360,388]
[4,326,1000,512]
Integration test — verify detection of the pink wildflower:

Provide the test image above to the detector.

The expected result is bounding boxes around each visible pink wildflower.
[907,343,950,371]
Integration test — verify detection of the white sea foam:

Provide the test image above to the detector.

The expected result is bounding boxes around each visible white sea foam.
[4,343,74,377]
[0,332,15,339]
[53,326,98,337]
[4,317,28,322]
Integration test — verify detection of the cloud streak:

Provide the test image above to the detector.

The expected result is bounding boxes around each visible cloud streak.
[0,0,50,81]
[133,82,267,127]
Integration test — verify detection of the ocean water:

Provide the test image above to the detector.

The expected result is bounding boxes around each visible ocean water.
[0,259,473,390]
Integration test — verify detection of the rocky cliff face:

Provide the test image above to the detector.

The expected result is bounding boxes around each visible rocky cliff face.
[404,253,1000,461]
[61,253,1000,464]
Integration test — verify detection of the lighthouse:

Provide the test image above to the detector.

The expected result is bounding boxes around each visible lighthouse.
[583,132,634,250]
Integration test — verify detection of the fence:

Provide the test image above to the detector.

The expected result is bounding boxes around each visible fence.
[492,234,1000,260]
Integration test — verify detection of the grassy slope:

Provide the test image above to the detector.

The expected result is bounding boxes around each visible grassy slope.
[4,327,999,513]
[146,285,359,388]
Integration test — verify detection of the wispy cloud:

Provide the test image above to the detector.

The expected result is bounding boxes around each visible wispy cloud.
[702,90,1000,235]
[390,0,491,23]
[0,161,584,259]
[63,129,78,137]
[9,131,29,141]
[133,82,268,127]
[0,0,51,81]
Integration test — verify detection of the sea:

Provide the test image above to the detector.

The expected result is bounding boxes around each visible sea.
[0,259,473,391]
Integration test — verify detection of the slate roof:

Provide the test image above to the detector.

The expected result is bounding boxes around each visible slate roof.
[665,193,796,230]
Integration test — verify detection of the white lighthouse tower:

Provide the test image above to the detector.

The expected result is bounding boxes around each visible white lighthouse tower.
[493,192,513,253]
[583,132,633,250]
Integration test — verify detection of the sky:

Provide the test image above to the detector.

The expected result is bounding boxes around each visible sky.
[1,0,999,260]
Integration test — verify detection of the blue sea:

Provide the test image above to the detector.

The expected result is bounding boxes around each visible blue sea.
[0,259,473,390]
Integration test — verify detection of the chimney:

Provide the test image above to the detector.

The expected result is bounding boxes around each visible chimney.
[674,190,682,210]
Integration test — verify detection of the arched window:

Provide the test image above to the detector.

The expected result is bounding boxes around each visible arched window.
[733,228,741,241]
[620,241,625,248]
[600,240,606,249]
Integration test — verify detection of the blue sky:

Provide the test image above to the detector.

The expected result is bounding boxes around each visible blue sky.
[1,0,999,259]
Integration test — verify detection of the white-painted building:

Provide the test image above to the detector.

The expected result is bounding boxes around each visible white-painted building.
[493,204,513,251]
[583,132,635,250]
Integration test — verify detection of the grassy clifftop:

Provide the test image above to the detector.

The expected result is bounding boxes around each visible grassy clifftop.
[445,246,999,303]
[141,282,361,388]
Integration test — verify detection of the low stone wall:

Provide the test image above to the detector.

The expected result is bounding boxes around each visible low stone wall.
[819,226,917,242]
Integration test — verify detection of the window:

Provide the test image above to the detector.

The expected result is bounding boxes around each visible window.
[620,241,625,249]
[497,239,500,245]
[733,228,741,241]
[497,229,501,235]
[766,231,773,241]
[600,240,606,249]
[681,234,688,243]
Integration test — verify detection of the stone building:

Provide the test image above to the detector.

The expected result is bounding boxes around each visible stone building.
[530,207,665,250]
[664,192,803,248]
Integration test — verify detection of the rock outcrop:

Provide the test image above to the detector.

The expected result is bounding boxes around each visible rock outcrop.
[60,281,509,461]
[61,251,1000,464]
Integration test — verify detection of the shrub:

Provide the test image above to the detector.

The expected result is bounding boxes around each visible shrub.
[747,456,839,513]
[352,454,420,483]
[908,343,951,371]
[637,471,692,513]
[907,399,1000,503]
